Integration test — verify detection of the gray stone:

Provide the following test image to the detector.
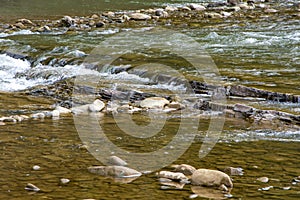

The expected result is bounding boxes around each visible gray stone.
[88,99,105,112]
[107,156,128,166]
[25,183,40,192]
[224,167,244,176]
[61,16,74,27]
[191,169,233,188]
[88,166,141,178]
[129,13,151,20]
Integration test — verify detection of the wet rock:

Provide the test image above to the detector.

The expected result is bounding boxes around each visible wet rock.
[204,12,223,19]
[88,99,105,112]
[32,165,40,170]
[55,106,71,114]
[165,6,177,12]
[157,171,189,183]
[224,167,244,176]
[107,156,128,166]
[233,104,255,115]
[167,102,184,110]
[179,6,192,11]
[173,164,196,176]
[159,179,186,189]
[61,16,75,27]
[259,186,273,191]
[17,18,34,26]
[95,21,105,28]
[129,13,151,20]
[191,169,233,188]
[31,112,45,119]
[88,166,142,178]
[91,14,99,19]
[0,122,5,126]
[257,177,269,183]
[25,183,40,192]
[189,4,206,11]
[71,104,90,114]
[60,178,70,184]
[155,9,169,17]
[264,8,277,13]
[282,186,291,190]
[140,97,169,109]
[37,25,51,32]
[102,11,115,18]
[51,110,60,118]
[0,117,17,123]
[15,22,26,29]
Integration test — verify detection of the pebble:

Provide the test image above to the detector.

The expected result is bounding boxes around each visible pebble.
[224,167,244,176]
[257,177,269,183]
[31,112,45,119]
[189,194,198,199]
[259,186,273,191]
[157,171,188,182]
[25,183,40,192]
[60,178,70,184]
[107,155,127,166]
[32,165,40,170]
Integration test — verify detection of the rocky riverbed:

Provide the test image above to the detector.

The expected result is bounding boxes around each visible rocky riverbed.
[0,0,300,199]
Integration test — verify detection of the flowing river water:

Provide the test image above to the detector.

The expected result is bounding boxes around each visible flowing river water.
[0,0,300,199]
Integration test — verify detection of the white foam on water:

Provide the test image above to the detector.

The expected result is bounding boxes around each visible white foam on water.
[0,30,40,38]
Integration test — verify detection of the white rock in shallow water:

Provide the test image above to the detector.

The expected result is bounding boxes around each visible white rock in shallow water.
[60,178,70,184]
[51,110,60,118]
[189,4,206,11]
[257,177,269,183]
[129,13,151,20]
[173,164,196,176]
[33,165,40,170]
[191,169,233,188]
[55,106,71,114]
[140,97,169,109]
[108,156,127,166]
[0,117,17,123]
[88,99,105,112]
[88,166,141,178]
[25,183,40,192]
[31,112,45,119]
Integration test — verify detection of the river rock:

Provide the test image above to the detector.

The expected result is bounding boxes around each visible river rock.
[30,112,45,119]
[0,117,17,123]
[204,12,223,19]
[157,171,189,182]
[88,99,105,112]
[88,166,142,178]
[155,9,169,17]
[0,122,5,126]
[61,16,74,27]
[227,0,240,6]
[189,4,206,11]
[60,178,70,184]
[17,18,34,26]
[129,13,151,20]
[191,169,233,188]
[55,106,71,114]
[224,167,244,176]
[15,22,26,29]
[159,178,186,189]
[25,183,40,192]
[37,25,51,32]
[165,6,177,12]
[140,97,169,109]
[264,8,277,13]
[51,110,60,118]
[173,164,196,176]
[95,21,105,28]
[233,103,254,114]
[107,156,128,166]
[257,177,269,183]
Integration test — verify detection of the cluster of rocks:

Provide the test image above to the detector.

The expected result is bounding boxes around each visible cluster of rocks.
[1,0,299,34]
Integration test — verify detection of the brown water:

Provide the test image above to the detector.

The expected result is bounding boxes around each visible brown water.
[0,111,299,199]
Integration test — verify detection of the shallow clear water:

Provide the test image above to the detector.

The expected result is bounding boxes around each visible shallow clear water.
[0,0,300,199]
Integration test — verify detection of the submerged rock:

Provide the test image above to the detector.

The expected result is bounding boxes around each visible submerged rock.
[257,177,269,183]
[107,156,128,166]
[223,167,244,176]
[88,166,142,178]
[191,186,231,199]
[191,169,233,188]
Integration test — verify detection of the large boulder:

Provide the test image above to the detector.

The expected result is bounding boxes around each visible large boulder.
[191,169,233,188]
